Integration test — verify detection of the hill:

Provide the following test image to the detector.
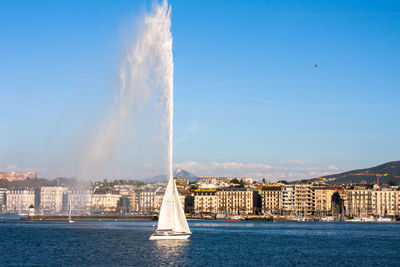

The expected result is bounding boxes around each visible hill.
[173,168,198,181]
[313,161,400,185]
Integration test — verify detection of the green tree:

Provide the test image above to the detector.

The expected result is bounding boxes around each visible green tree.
[230,178,240,184]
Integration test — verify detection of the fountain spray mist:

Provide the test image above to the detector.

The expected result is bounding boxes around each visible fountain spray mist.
[80,1,174,180]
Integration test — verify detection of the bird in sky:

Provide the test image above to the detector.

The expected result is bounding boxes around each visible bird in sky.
[315,64,318,68]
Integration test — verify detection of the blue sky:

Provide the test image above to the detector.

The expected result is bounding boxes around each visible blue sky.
[0,0,399,180]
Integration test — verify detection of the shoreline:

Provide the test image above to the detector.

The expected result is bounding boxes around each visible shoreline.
[17,215,399,222]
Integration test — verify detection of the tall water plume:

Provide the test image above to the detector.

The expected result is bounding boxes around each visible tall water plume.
[80,1,174,180]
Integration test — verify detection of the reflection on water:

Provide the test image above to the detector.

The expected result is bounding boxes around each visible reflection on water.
[151,240,190,266]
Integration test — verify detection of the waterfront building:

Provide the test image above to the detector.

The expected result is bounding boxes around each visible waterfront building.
[372,188,400,216]
[91,192,121,213]
[67,190,92,215]
[346,186,373,217]
[5,190,35,214]
[39,186,68,214]
[217,188,254,215]
[128,191,137,213]
[132,190,141,213]
[194,189,218,214]
[261,186,282,214]
[313,186,335,216]
[281,185,295,214]
[294,183,314,216]
[138,187,164,214]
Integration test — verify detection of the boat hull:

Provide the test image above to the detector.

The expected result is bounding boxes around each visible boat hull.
[149,233,191,240]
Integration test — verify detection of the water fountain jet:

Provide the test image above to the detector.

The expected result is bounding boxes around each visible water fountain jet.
[80,0,174,181]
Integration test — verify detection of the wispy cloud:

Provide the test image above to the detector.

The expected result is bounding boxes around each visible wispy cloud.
[280,159,312,165]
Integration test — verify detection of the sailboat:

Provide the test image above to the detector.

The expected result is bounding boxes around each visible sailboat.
[68,201,74,224]
[149,176,191,240]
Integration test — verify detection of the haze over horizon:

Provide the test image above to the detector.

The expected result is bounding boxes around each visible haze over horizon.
[0,0,399,181]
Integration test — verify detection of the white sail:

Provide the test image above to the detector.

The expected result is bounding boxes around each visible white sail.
[172,179,190,233]
[157,176,190,233]
[157,177,175,230]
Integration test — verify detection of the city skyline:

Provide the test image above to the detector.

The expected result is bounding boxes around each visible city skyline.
[1,0,399,180]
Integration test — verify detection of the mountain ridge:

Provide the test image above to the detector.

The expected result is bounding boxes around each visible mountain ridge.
[316,160,400,184]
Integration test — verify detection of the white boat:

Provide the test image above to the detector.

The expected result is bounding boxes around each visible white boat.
[149,176,191,240]
[345,217,362,222]
[345,216,375,222]
[321,216,334,222]
[361,216,375,222]
[376,217,393,222]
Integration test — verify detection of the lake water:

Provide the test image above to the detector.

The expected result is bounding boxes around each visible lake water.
[1,220,400,266]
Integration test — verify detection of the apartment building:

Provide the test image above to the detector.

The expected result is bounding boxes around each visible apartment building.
[261,186,282,214]
[282,185,295,214]
[5,190,35,214]
[372,188,400,216]
[67,190,92,214]
[217,188,254,215]
[295,183,314,216]
[346,186,373,217]
[39,186,68,214]
[194,189,218,214]
[138,187,164,214]
[313,186,335,215]
[91,192,121,212]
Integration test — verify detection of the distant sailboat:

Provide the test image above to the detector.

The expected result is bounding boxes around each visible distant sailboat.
[149,176,191,240]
